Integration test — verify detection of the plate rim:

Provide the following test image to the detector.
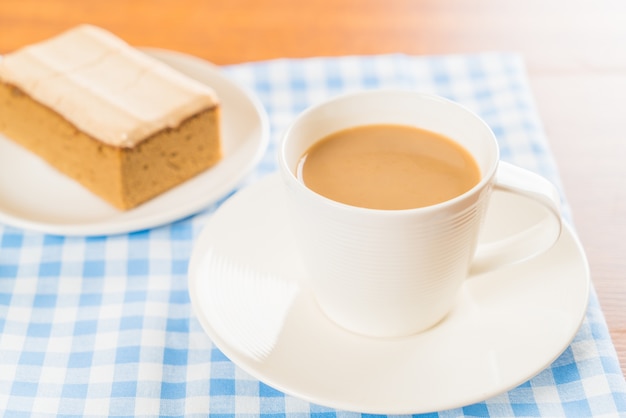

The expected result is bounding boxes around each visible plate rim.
[187,173,591,415]
[0,48,270,236]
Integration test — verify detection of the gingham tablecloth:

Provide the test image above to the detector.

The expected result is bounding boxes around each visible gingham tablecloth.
[1,52,626,417]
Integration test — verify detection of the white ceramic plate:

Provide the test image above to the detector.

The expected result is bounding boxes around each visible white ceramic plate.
[0,49,269,236]
[188,173,590,415]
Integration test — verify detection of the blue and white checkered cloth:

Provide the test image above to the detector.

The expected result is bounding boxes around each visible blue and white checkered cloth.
[1,52,625,417]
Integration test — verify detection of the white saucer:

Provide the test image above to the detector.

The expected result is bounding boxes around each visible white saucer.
[0,49,269,236]
[188,173,590,415]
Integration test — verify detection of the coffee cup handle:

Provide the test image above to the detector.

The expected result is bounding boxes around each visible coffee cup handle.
[469,161,563,276]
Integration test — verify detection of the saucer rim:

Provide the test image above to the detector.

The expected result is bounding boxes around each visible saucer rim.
[188,173,590,414]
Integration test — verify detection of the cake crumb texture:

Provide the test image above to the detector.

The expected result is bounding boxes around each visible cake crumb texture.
[0,25,222,210]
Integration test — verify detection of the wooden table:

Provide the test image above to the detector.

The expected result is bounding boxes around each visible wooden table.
[1,0,625,376]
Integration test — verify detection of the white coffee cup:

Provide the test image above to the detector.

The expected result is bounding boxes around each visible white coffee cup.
[278,89,562,338]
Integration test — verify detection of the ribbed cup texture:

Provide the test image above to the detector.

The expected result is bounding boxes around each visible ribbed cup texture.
[278,90,502,337]
[290,187,491,338]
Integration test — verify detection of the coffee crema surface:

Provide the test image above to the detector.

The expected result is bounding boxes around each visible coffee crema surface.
[297,124,481,210]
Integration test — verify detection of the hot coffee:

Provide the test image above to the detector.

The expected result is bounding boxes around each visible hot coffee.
[280,90,561,337]
[297,124,481,210]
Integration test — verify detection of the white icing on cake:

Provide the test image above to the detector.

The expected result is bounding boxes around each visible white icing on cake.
[0,24,218,147]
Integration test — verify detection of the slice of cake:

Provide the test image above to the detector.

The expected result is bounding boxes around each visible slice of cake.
[0,24,222,210]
